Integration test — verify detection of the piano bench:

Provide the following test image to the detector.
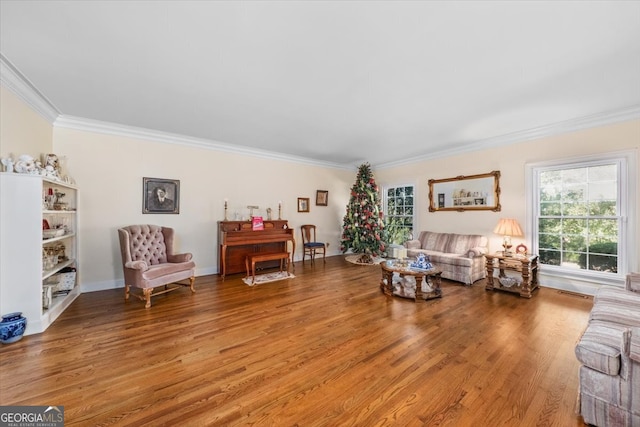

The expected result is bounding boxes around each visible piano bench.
[245,252,291,284]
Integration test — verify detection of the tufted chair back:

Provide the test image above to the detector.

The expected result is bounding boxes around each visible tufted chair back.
[118,224,196,308]
[126,224,168,266]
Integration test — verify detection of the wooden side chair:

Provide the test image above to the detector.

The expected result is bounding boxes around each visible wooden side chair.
[301,224,326,264]
[118,224,195,308]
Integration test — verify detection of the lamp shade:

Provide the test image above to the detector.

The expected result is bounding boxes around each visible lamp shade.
[493,218,524,237]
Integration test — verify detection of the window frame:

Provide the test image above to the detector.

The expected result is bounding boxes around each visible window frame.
[526,150,637,287]
[383,184,416,244]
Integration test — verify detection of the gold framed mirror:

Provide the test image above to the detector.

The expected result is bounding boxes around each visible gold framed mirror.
[428,171,501,212]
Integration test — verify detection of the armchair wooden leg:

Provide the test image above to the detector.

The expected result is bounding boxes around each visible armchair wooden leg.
[125,283,130,301]
[189,276,195,293]
[143,288,152,309]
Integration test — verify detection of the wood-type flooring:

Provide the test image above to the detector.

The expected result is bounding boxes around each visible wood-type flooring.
[0,255,594,426]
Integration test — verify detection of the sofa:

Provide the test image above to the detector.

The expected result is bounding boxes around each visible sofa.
[404,231,487,285]
[575,273,640,426]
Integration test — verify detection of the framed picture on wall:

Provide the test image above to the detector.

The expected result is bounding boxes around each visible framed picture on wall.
[297,197,310,212]
[143,177,180,214]
[316,190,328,206]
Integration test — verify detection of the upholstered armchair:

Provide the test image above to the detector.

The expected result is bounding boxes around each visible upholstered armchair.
[118,225,195,308]
[575,273,640,426]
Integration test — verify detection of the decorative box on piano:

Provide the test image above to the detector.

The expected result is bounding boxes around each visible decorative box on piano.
[218,220,295,278]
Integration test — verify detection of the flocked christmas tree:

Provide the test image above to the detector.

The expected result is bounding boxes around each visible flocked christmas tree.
[340,163,386,264]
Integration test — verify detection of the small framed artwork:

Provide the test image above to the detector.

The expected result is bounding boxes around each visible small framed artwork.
[316,190,328,206]
[516,244,528,256]
[143,177,180,214]
[297,197,310,213]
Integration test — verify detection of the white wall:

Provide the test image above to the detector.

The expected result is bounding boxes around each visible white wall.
[53,127,353,291]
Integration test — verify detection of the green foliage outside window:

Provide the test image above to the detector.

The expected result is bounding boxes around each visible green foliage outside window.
[384,185,414,246]
[538,164,619,273]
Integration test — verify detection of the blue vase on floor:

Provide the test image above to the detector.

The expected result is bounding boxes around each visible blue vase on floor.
[0,312,27,344]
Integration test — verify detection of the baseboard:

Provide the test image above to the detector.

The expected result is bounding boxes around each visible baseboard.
[539,272,616,296]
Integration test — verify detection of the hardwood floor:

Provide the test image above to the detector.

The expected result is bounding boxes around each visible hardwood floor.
[0,256,593,426]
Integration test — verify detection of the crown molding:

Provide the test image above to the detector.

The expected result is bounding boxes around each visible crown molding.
[3,52,637,171]
[54,115,351,170]
[0,53,60,123]
[374,105,640,170]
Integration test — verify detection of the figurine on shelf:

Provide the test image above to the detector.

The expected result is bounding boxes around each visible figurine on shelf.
[41,154,60,179]
[14,154,37,174]
[1,156,14,172]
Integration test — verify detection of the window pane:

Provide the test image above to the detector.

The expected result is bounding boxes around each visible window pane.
[539,233,561,249]
[562,184,586,202]
[588,236,617,255]
[563,251,586,269]
[589,165,616,181]
[540,202,561,215]
[587,254,618,273]
[589,181,617,200]
[590,219,618,237]
[539,218,561,233]
[562,168,587,183]
[540,249,561,266]
[563,218,587,235]
[589,200,617,216]
[563,235,586,252]
[536,161,620,276]
[562,202,588,216]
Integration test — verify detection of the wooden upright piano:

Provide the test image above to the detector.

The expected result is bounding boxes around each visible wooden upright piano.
[218,220,295,279]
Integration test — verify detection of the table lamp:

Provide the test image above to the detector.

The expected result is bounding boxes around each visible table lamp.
[493,218,523,256]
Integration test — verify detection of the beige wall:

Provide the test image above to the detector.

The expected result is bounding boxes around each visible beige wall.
[375,120,640,288]
[53,127,353,291]
[2,82,639,292]
[0,86,52,158]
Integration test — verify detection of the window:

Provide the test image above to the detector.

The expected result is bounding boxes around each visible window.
[529,151,635,282]
[384,185,414,244]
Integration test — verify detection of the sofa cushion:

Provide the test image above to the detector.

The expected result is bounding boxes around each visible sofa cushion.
[428,252,474,267]
[418,231,451,253]
[590,288,640,327]
[576,323,624,376]
[444,234,485,255]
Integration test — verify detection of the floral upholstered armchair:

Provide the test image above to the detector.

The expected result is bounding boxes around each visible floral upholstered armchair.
[118,224,196,308]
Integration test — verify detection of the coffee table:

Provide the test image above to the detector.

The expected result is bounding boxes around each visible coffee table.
[380,259,442,302]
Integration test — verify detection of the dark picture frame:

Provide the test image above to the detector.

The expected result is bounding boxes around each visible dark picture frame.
[297,197,310,213]
[316,190,328,206]
[143,177,180,214]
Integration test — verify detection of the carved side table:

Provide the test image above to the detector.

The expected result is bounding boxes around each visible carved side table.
[485,253,539,298]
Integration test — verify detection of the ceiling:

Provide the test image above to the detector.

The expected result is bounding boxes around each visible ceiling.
[1,1,640,169]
